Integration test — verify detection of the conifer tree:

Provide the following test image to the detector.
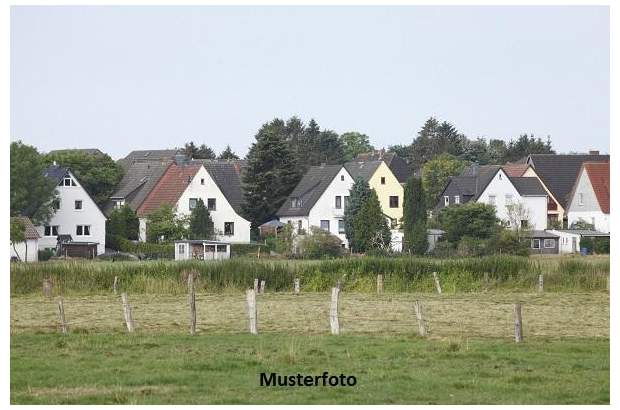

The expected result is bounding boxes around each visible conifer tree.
[344,178,371,249]
[189,199,215,239]
[351,189,391,253]
[218,145,239,160]
[402,176,428,255]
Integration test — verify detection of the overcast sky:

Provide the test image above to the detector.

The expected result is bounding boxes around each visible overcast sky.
[11,6,609,160]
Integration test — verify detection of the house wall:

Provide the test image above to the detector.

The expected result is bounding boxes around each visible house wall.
[476,169,547,230]
[547,230,581,254]
[10,239,39,262]
[175,167,251,243]
[528,237,559,255]
[139,218,147,242]
[368,162,404,226]
[522,167,564,221]
[36,170,107,255]
[567,170,610,233]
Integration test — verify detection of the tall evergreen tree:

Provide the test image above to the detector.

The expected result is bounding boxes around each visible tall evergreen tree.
[218,145,239,160]
[189,199,215,239]
[344,178,372,249]
[351,190,391,253]
[402,176,428,255]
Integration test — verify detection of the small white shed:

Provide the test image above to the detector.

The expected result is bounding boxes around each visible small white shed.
[174,240,231,261]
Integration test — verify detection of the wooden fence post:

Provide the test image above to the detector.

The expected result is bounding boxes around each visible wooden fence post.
[513,303,523,343]
[113,276,118,295]
[432,272,442,294]
[121,293,135,332]
[484,272,489,283]
[336,279,342,291]
[260,280,266,295]
[330,287,340,335]
[57,297,68,334]
[377,274,384,294]
[253,278,259,293]
[188,273,197,336]
[43,279,52,298]
[294,278,300,295]
[413,300,427,337]
[538,274,544,293]
[246,289,258,335]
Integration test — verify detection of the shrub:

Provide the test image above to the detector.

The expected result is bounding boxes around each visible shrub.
[38,248,55,262]
[439,202,499,243]
[491,230,530,257]
[117,237,174,259]
[593,237,610,254]
[298,227,343,259]
[456,236,488,257]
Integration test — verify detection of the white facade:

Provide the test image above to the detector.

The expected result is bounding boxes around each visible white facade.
[567,170,610,233]
[175,166,251,243]
[10,239,39,262]
[36,170,107,255]
[476,169,548,231]
[280,167,354,247]
[547,230,581,254]
[174,241,230,261]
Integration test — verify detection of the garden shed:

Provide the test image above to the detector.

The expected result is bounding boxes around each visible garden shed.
[174,240,231,261]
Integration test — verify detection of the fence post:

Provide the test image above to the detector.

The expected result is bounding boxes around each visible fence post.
[43,279,52,298]
[188,273,197,336]
[57,297,68,335]
[246,289,258,335]
[484,272,489,283]
[336,279,342,291]
[413,300,427,337]
[113,276,119,295]
[260,280,266,295]
[432,272,442,294]
[538,274,544,293]
[121,293,135,333]
[513,303,523,343]
[253,278,259,293]
[330,287,340,335]
[377,274,384,294]
[294,278,300,295]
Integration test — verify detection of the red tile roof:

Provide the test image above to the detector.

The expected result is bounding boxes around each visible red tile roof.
[583,162,610,214]
[137,163,203,217]
[502,163,530,177]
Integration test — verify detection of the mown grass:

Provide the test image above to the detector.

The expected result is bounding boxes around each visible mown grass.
[10,255,610,295]
[10,333,609,404]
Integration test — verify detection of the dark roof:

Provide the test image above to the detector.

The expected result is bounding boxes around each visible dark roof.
[344,160,382,182]
[524,230,559,238]
[525,154,610,208]
[106,159,172,214]
[277,165,343,217]
[42,165,70,184]
[117,149,180,170]
[11,217,40,239]
[458,165,502,199]
[355,151,411,183]
[201,159,247,214]
[48,148,104,156]
[509,177,547,196]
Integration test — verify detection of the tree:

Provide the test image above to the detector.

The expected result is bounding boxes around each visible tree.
[43,149,124,206]
[10,218,26,261]
[146,204,188,243]
[242,119,302,231]
[504,201,531,237]
[351,189,391,253]
[11,141,58,224]
[421,153,469,208]
[340,132,374,162]
[183,142,216,159]
[344,178,372,248]
[298,226,343,258]
[402,176,428,255]
[503,134,555,163]
[439,202,499,243]
[570,219,595,230]
[106,205,140,249]
[218,145,239,160]
[189,199,215,239]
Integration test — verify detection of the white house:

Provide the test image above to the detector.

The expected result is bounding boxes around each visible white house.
[277,164,354,247]
[36,165,107,255]
[10,217,40,262]
[137,159,251,243]
[436,165,548,231]
[174,240,231,261]
[566,162,610,233]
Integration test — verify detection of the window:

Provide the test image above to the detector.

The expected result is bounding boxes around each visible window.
[578,193,584,206]
[340,175,344,181]
[76,225,91,236]
[488,195,496,206]
[44,225,59,237]
[61,177,76,187]
[216,245,227,253]
[505,194,513,205]
[74,200,83,210]
[531,239,540,249]
[344,196,350,209]
[291,198,302,208]
[113,200,124,209]
[521,220,529,229]
[544,239,555,248]
[381,177,386,185]
[335,196,342,209]
[200,178,205,185]
[189,198,198,210]
[454,196,460,204]
[224,222,234,235]
[389,196,399,208]
[338,220,345,234]
[207,198,216,211]
[178,244,185,254]
[444,196,449,206]
[320,220,330,231]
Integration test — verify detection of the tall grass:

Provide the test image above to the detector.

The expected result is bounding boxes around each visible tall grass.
[10,255,609,295]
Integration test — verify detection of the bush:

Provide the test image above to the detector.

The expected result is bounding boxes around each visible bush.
[117,237,174,259]
[430,241,455,257]
[38,248,55,262]
[456,236,488,257]
[298,227,343,259]
[491,230,530,257]
[593,237,610,254]
[231,243,265,258]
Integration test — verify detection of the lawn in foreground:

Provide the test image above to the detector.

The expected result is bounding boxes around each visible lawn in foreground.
[10,333,609,404]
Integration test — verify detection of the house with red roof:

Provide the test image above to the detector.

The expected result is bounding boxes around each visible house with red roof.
[566,161,610,233]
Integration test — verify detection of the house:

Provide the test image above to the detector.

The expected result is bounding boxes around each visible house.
[354,150,411,184]
[519,152,610,226]
[36,165,107,255]
[566,162,610,233]
[436,165,548,230]
[277,164,354,247]
[174,240,231,261]
[344,160,404,229]
[547,229,610,254]
[524,230,559,255]
[136,158,251,243]
[10,217,40,262]
[116,149,181,170]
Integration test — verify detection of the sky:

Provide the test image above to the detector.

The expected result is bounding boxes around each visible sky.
[11,6,610,160]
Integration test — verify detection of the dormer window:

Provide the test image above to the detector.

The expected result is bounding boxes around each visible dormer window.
[61,177,76,187]
[444,196,449,206]
[291,198,303,208]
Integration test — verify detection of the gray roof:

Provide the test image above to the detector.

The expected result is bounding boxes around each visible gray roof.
[42,165,70,184]
[524,230,559,238]
[552,229,610,237]
[277,165,343,217]
[509,177,547,196]
[200,159,247,214]
[524,154,610,208]
[354,151,411,183]
[117,149,180,170]
[344,160,382,182]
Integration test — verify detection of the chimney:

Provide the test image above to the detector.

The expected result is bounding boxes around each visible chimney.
[589,150,600,155]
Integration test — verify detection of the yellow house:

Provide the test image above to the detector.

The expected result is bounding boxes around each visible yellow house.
[345,160,404,228]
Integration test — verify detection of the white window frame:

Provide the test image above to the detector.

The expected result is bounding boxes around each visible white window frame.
[207,198,216,211]
[335,196,342,209]
[76,225,91,236]
[320,220,330,231]
[178,243,185,254]
[531,239,541,249]
[578,193,584,206]
[444,196,449,206]
[389,196,399,208]
[44,225,59,237]
[338,219,345,234]
[488,195,496,206]
[189,198,198,210]
[74,200,83,210]
[544,239,555,248]
[454,196,460,204]
[224,222,234,236]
